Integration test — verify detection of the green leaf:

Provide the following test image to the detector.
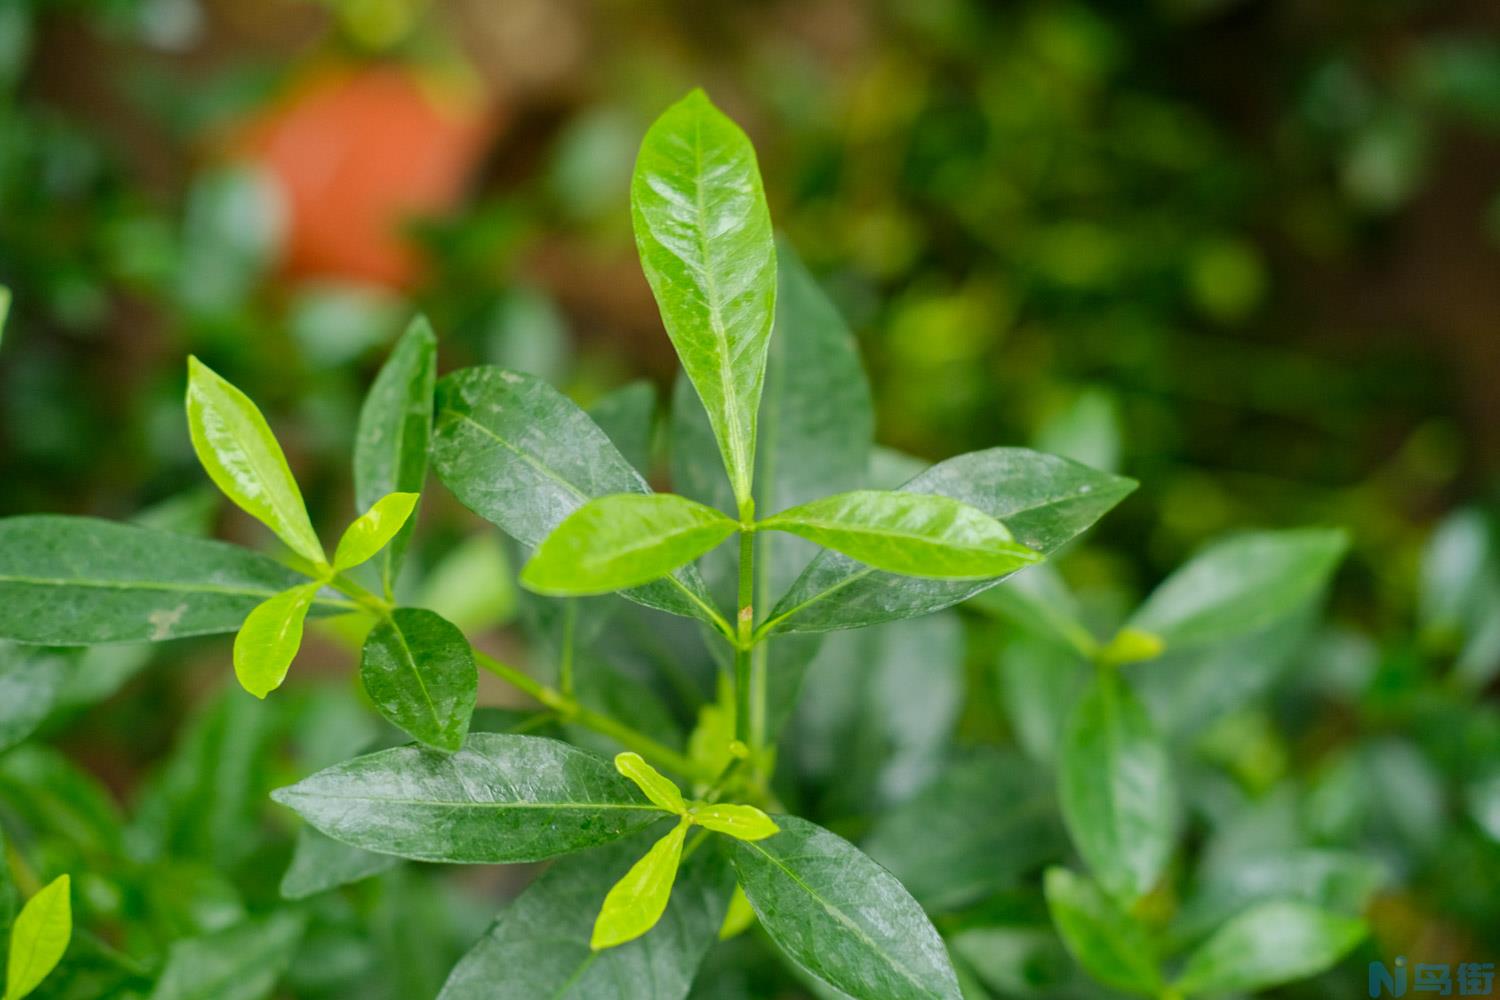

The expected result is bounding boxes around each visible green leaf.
[438,833,732,1000]
[232,583,319,699]
[1127,528,1348,651]
[729,815,962,1000]
[1043,867,1161,996]
[360,608,477,752]
[588,381,658,477]
[993,631,1089,767]
[4,875,70,1000]
[615,752,687,814]
[0,287,10,348]
[270,733,669,863]
[1059,671,1176,904]
[147,911,306,1000]
[865,751,1065,913]
[0,516,345,645]
[692,803,778,841]
[280,825,400,900]
[431,366,724,629]
[632,89,776,507]
[0,647,72,753]
[1173,901,1366,995]
[355,317,437,595]
[185,357,324,566]
[762,448,1135,635]
[332,492,419,572]
[521,494,738,597]
[592,820,690,950]
[760,490,1039,580]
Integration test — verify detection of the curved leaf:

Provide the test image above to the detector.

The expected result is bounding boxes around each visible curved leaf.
[0,648,72,753]
[270,734,669,863]
[232,583,318,699]
[5,875,70,1000]
[360,608,477,752]
[632,89,776,507]
[1043,867,1161,996]
[1173,901,1366,995]
[592,820,689,950]
[333,492,419,572]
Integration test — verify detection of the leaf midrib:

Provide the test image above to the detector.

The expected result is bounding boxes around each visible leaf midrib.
[0,573,349,609]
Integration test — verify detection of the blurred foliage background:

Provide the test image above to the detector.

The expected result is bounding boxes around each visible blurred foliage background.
[1,0,1499,997]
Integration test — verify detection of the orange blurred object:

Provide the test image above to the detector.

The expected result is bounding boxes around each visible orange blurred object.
[237,62,497,289]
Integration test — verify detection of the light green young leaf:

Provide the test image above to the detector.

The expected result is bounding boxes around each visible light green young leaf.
[271,734,669,863]
[431,366,725,629]
[185,357,324,566]
[437,833,732,1000]
[333,492,419,572]
[1043,867,1161,996]
[632,89,776,507]
[1128,528,1349,651]
[0,287,10,347]
[615,752,687,814]
[0,516,346,645]
[692,803,778,841]
[521,494,738,597]
[232,583,319,699]
[354,317,437,596]
[1059,671,1176,904]
[760,490,1040,580]
[591,820,690,950]
[762,448,1136,635]
[5,874,70,1000]
[730,816,962,1000]
[1173,901,1366,995]
[361,608,477,752]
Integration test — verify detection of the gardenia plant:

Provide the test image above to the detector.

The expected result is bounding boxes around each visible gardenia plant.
[0,91,1370,999]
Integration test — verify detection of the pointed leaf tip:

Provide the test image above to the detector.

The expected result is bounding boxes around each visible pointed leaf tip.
[615,752,687,814]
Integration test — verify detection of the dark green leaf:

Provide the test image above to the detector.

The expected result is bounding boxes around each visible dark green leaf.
[730,815,962,1000]
[994,632,1089,767]
[632,89,776,507]
[147,911,306,1000]
[0,517,345,645]
[270,734,669,863]
[1043,867,1161,996]
[521,494,737,596]
[279,826,400,901]
[360,608,477,752]
[354,317,437,596]
[438,832,732,999]
[865,751,1065,913]
[431,366,724,630]
[762,449,1134,635]
[1127,528,1348,652]
[1059,671,1176,904]
[588,381,658,478]
[1172,901,1366,995]
[761,490,1038,579]
[0,647,72,752]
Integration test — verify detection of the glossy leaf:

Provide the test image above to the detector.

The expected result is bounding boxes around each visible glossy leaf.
[616,752,687,814]
[270,734,668,863]
[1128,528,1348,651]
[762,448,1135,635]
[280,825,399,900]
[632,89,776,506]
[761,490,1039,580]
[185,357,324,566]
[147,911,306,1000]
[360,608,477,752]
[1060,672,1176,904]
[730,815,962,1000]
[521,494,737,597]
[354,316,437,595]
[4,875,70,1000]
[0,516,343,645]
[1173,901,1366,995]
[692,803,778,841]
[0,648,71,753]
[592,820,689,950]
[438,833,732,1000]
[865,751,1065,913]
[1043,867,1161,996]
[332,492,419,572]
[431,366,723,627]
[232,583,318,699]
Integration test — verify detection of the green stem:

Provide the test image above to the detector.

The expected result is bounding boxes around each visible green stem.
[327,573,394,617]
[472,650,715,784]
[559,599,578,697]
[734,524,756,747]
